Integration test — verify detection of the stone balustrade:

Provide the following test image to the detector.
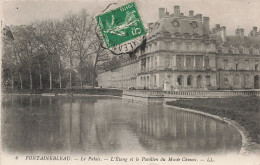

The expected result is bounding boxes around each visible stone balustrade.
[123,90,260,99]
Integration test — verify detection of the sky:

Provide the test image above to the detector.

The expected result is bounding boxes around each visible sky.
[1,0,260,35]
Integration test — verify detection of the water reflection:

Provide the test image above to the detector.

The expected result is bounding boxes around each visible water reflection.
[1,95,242,154]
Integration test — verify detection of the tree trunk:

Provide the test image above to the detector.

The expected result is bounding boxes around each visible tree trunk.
[80,74,83,89]
[10,72,14,91]
[91,68,96,89]
[69,55,73,89]
[92,52,99,89]
[69,68,72,89]
[29,68,33,90]
[19,74,23,90]
[59,72,62,89]
[80,60,83,89]
[49,69,52,90]
[38,63,42,89]
[39,72,42,89]
[59,61,62,89]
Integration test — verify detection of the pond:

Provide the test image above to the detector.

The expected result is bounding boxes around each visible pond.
[1,95,242,155]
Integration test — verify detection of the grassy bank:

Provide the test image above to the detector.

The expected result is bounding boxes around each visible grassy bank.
[2,88,123,96]
[166,96,260,144]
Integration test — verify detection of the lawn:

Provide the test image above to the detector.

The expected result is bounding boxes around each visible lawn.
[166,96,260,144]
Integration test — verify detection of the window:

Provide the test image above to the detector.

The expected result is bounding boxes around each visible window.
[165,55,170,68]
[245,60,249,70]
[205,58,210,68]
[196,56,202,68]
[195,43,200,50]
[177,76,182,86]
[205,44,210,51]
[255,64,258,71]
[186,58,192,67]
[154,56,157,68]
[244,74,249,87]
[187,76,192,86]
[235,60,239,70]
[234,74,239,86]
[176,43,182,50]
[154,76,157,87]
[185,43,192,50]
[224,75,229,85]
[165,61,170,68]
[206,76,211,86]
[224,59,228,69]
[176,57,181,69]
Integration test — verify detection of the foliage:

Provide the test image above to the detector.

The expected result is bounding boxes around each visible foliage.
[2,9,109,90]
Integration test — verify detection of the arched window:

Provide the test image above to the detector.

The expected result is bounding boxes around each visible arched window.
[177,75,183,86]
[187,75,192,86]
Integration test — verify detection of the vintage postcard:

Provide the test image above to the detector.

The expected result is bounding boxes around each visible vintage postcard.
[1,0,260,165]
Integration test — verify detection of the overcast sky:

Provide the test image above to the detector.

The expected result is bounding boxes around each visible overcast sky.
[1,0,260,35]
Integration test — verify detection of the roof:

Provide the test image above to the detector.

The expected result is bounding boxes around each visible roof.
[147,16,206,38]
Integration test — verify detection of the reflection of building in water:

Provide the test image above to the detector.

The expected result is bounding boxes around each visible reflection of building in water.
[97,6,260,90]
[128,105,242,153]
[2,96,242,154]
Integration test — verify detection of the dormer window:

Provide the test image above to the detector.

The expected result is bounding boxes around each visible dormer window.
[184,33,190,38]
[193,33,199,38]
[171,20,180,27]
[155,22,160,29]
[190,21,198,29]
[174,32,181,38]
[149,27,153,33]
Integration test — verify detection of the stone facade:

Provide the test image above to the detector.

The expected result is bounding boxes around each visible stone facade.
[97,6,260,90]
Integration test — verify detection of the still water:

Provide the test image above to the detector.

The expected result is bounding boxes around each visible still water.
[1,95,242,154]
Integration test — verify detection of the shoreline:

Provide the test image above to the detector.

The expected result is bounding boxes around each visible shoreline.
[1,93,123,98]
[163,103,254,154]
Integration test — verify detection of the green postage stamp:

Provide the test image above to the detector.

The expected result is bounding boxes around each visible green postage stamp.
[96,2,146,53]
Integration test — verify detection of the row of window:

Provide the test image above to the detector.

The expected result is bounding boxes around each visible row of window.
[141,56,212,70]
[177,75,211,87]
[143,42,215,53]
[223,75,259,88]
[223,59,259,71]
[220,47,260,55]
[176,57,210,68]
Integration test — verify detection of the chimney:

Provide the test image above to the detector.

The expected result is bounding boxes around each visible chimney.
[174,5,180,17]
[216,26,226,42]
[221,26,227,42]
[236,28,244,38]
[189,10,194,17]
[159,8,165,19]
[252,27,258,36]
[195,14,202,21]
[203,17,210,34]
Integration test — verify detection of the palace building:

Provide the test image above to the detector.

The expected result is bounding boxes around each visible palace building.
[97,6,260,90]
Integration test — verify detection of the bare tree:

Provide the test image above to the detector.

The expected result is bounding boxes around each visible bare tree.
[34,20,65,89]
[91,42,110,88]
[64,9,96,89]
[15,25,38,90]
